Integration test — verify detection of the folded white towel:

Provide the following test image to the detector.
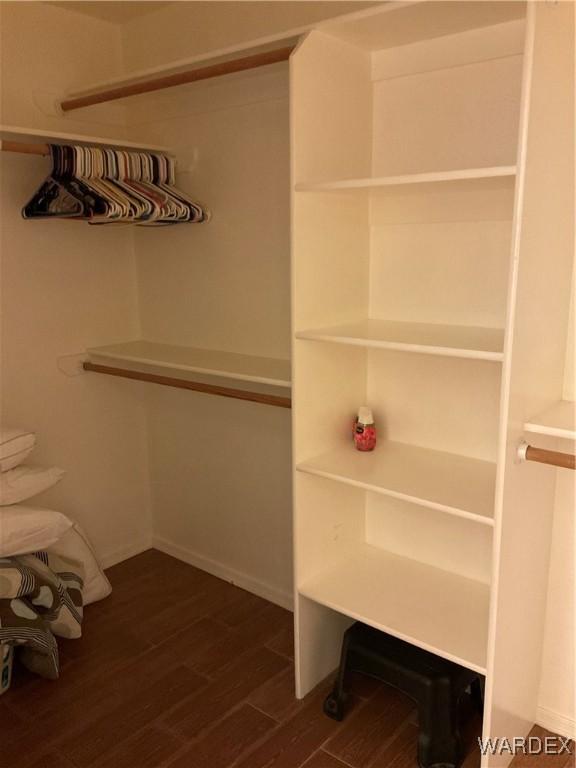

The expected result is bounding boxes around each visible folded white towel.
[0,465,65,506]
[0,427,36,472]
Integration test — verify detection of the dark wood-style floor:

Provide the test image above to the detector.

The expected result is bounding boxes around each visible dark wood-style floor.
[0,550,572,768]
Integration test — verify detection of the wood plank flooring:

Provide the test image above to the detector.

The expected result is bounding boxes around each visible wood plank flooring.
[0,550,572,768]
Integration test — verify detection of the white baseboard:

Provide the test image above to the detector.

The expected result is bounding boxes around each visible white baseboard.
[536,705,576,740]
[152,535,294,611]
[100,537,153,570]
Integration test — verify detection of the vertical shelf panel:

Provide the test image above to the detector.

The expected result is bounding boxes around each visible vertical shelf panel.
[291,29,373,697]
[484,3,575,761]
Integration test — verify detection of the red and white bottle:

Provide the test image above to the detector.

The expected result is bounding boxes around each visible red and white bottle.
[353,407,376,452]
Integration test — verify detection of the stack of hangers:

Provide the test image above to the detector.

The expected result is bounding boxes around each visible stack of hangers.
[22,145,209,225]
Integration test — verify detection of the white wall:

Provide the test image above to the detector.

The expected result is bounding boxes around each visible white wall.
[538,270,575,737]
[0,1,128,137]
[129,66,293,605]
[538,467,576,737]
[0,2,153,565]
[131,69,291,360]
[147,387,293,607]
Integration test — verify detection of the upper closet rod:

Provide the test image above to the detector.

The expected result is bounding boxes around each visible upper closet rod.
[61,46,295,112]
[1,141,50,156]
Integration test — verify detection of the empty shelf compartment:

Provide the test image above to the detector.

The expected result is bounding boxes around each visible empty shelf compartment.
[299,543,489,674]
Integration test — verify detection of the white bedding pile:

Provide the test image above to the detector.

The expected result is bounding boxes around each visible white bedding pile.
[0,427,111,605]
[0,505,72,555]
[0,427,36,471]
[0,427,64,505]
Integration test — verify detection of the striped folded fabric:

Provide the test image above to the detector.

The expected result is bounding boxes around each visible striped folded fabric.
[0,550,84,679]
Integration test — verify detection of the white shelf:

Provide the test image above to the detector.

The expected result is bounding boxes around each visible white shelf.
[294,166,516,193]
[524,400,576,440]
[297,442,496,524]
[61,32,302,105]
[0,125,170,154]
[86,340,291,388]
[296,319,505,362]
[299,543,489,674]
[321,1,526,52]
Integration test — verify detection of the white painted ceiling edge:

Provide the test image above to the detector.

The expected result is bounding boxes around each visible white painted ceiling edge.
[46,1,176,24]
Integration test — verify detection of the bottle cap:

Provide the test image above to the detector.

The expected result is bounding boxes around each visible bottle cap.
[358,407,373,425]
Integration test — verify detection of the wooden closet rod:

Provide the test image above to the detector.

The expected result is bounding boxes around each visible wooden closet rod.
[61,46,296,112]
[523,444,575,470]
[1,141,50,156]
[83,362,292,409]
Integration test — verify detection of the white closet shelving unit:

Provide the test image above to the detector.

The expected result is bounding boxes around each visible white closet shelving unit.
[292,3,574,767]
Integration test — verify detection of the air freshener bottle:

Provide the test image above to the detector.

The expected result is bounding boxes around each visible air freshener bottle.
[353,407,376,452]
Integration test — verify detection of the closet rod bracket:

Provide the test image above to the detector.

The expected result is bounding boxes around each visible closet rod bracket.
[517,440,576,470]
[57,353,89,377]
